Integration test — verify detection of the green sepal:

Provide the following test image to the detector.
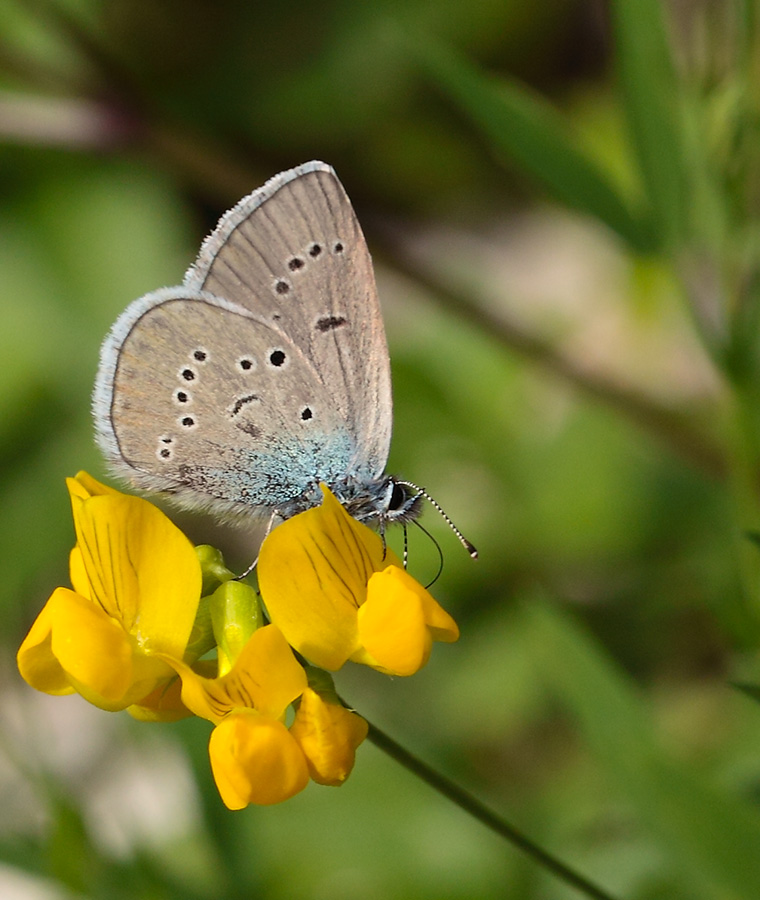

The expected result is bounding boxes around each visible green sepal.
[195,544,236,596]
[182,594,216,663]
[209,580,263,676]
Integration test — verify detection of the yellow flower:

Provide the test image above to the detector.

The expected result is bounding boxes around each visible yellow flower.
[17,473,201,712]
[257,485,459,675]
[166,624,311,808]
[290,684,368,786]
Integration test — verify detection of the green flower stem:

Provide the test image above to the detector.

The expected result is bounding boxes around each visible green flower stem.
[366,719,620,900]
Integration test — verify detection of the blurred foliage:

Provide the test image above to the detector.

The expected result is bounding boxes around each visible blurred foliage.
[2,0,760,898]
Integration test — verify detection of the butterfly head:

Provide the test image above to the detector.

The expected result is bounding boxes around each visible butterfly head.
[383,478,426,524]
[338,475,477,559]
[334,474,421,526]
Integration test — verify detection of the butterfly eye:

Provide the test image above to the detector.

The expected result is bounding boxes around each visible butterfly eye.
[388,482,407,511]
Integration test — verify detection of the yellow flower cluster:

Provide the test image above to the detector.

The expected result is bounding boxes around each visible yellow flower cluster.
[17,474,459,808]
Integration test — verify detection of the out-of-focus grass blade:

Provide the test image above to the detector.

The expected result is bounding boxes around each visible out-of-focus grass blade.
[523,598,760,899]
[732,681,760,705]
[411,39,656,253]
[610,0,689,248]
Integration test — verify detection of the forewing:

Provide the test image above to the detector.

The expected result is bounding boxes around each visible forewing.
[186,161,392,478]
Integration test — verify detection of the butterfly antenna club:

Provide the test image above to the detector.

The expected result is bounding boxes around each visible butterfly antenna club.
[398,480,478,559]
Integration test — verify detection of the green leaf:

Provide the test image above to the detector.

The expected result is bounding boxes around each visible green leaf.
[47,795,93,893]
[522,597,760,900]
[409,38,655,252]
[610,0,689,247]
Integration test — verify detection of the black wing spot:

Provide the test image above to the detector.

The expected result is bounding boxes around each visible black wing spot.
[301,407,313,421]
[159,447,172,459]
[289,257,305,271]
[275,279,290,295]
[316,315,347,332]
[309,243,322,257]
[269,349,286,367]
[193,349,208,362]
[181,368,196,381]
[175,390,190,403]
[333,241,344,253]
[236,421,262,438]
[181,416,195,428]
[230,394,260,417]
[238,357,254,371]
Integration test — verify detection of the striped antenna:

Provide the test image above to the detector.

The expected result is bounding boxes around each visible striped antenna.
[396,480,478,559]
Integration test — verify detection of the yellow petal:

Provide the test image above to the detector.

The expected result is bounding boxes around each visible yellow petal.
[258,485,400,670]
[290,687,368,786]
[68,471,122,500]
[128,676,191,722]
[356,569,432,675]
[371,565,459,642]
[67,486,201,659]
[167,625,307,724]
[68,547,90,600]
[223,625,307,719]
[166,656,231,723]
[47,587,172,710]
[17,588,76,696]
[18,587,179,710]
[209,709,309,808]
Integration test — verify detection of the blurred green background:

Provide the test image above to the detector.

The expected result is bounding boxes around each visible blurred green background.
[3,1,760,898]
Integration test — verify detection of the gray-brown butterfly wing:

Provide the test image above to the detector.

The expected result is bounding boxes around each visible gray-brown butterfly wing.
[94,289,354,518]
[185,161,392,480]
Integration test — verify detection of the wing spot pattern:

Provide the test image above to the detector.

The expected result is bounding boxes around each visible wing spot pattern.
[236,421,262,438]
[316,315,347,332]
[230,394,260,417]
[156,434,174,462]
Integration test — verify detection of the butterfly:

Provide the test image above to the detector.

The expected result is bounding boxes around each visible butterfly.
[92,161,436,529]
